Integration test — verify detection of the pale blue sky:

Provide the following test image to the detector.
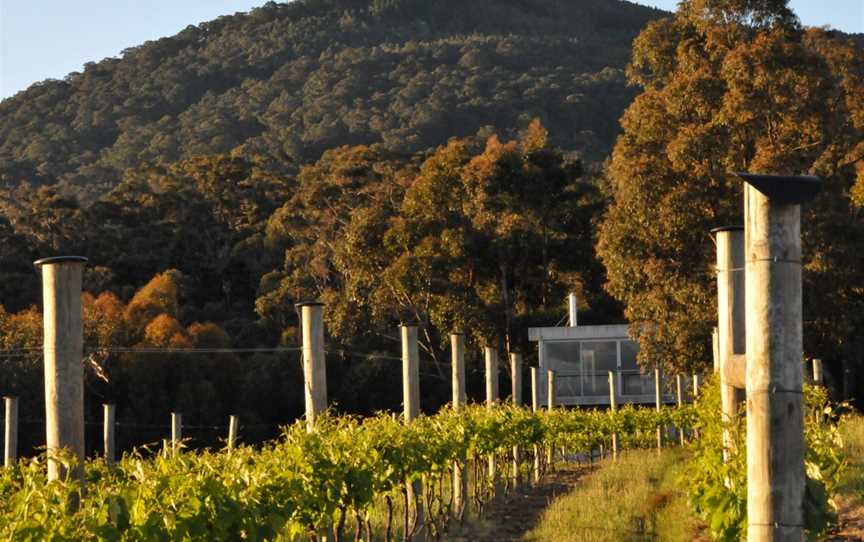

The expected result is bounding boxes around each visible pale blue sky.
[636,0,863,32]
[1,0,862,100]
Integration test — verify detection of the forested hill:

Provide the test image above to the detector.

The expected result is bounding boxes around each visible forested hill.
[0,0,665,202]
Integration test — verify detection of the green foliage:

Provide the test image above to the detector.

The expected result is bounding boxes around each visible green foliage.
[261,123,611,374]
[687,379,845,541]
[596,0,864,374]
[0,0,662,204]
[0,404,684,540]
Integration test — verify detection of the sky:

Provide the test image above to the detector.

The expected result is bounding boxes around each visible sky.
[636,0,863,31]
[0,0,862,100]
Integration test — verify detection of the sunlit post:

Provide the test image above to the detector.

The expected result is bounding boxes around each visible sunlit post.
[739,173,819,542]
[35,256,87,483]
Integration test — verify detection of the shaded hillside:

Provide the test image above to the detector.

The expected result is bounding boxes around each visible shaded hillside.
[0,0,665,201]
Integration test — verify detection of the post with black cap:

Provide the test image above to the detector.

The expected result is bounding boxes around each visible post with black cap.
[35,256,87,483]
[297,301,327,433]
[736,172,821,542]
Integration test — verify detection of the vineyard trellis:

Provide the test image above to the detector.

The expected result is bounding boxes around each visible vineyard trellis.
[1,254,703,540]
[0,171,849,542]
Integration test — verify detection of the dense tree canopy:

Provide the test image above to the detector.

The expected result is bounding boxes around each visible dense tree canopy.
[256,120,614,375]
[2,0,862,456]
[0,0,665,203]
[596,0,864,381]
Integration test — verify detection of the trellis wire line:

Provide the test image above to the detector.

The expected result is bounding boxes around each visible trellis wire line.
[26,419,288,432]
[0,346,302,354]
[94,346,302,354]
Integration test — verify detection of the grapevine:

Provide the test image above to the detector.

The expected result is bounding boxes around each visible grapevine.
[0,403,687,541]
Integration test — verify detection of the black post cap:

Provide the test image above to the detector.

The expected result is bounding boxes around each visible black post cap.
[731,172,822,204]
[295,301,325,308]
[34,256,88,267]
[710,226,744,234]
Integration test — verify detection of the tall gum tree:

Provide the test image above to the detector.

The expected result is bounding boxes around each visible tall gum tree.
[596,0,864,377]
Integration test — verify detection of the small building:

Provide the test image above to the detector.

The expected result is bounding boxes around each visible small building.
[528,294,674,406]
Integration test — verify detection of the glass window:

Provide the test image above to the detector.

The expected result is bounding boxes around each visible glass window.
[545,341,580,371]
[620,340,640,371]
[579,341,618,373]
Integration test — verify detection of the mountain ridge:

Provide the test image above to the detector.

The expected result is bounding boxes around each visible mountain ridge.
[0,0,667,202]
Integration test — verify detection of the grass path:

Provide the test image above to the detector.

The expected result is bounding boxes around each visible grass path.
[821,415,864,540]
[449,416,864,541]
[447,449,706,542]
[444,463,592,542]
[524,449,706,542]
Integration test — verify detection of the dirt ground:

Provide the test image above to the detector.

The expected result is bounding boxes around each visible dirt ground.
[822,496,864,541]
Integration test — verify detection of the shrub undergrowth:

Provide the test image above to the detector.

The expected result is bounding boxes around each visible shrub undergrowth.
[688,378,844,541]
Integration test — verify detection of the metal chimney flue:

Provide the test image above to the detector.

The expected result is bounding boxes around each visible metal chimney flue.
[568,293,578,327]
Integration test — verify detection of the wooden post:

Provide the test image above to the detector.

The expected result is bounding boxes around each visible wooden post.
[228,415,239,449]
[485,347,500,497]
[510,352,522,487]
[714,226,747,463]
[676,375,685,446]
[531,367,541,484]
[654,367,662,451]
[812,359,823,386]
[35,256,87,482]
[171,412,182,456]
[4,396,18,468]
[712,327,720,374]
[531,367,539,412]
[510,353,522,406]
[608,371,618,460]
[103,404,115,465]
[693,374,702,440]
[741,174,817,542]
[402,325,421,422]
[451,333,467,520]
[401,325,423,539]
[297,302,327,432]
[451,333,466,410]
[546,370,556,467]
[485,347,499,407]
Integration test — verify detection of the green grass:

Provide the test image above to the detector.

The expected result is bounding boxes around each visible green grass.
[838,415,864,498]
[525,449,704,542]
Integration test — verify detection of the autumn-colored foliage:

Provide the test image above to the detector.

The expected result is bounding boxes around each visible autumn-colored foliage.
[597,0,864,372]
[125,270,183,334]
